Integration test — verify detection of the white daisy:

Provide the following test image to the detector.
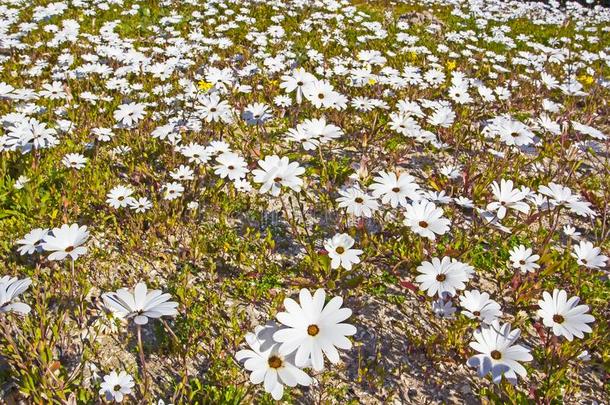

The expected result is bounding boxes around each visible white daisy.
[236,322,312,401]
[467,321,532,384]
[404,201,450,240]
[41,224,89,261]
[324,233,363,271]
[0,276,32,315]
[16,228,49,255]
[415,256,472,298]
[273,288,356,371]
[102,282,178,325]
[537,289,595,341]
[99,371,134,403]
[509,245,540,273]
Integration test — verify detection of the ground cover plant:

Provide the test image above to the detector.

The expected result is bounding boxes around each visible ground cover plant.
[0,0,609,403]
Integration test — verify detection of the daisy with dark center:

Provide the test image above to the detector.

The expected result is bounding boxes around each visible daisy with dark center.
[16,228,49,255]
[509,245,540,273]
[42,223,89,261]
[102,282,178,326]
[336,187,379,218]
[214,151,249,181]
[236,322,312,401]
[298,117,343,145]
[273,288,356,371]
[61,153,87,170]
[537,289,595,341]
[415,256,472,298]
[129,197,152,213]
[404,200,450,240]
[106,185,136,209]
[369,171,421,208]
[324,233,363,270]
[460,290,502,324]
[162,182,184,201]
[487,179,530,220]
[303,79,338,109]
[572,241,607,270]
[467,320,532,384]
[99,371,134,403]
[181,143,212,165]
[252,155,305,196]
[197,93,232,123]
[113,102,146,127]
[242,102,272,125]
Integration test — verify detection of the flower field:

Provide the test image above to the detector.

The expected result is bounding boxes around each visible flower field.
[0,0,609,403]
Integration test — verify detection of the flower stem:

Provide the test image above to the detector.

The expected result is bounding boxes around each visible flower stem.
[70,258,76,298]
[137,324,149,396]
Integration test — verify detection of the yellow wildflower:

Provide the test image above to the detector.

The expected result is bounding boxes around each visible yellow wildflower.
[198,80,213,91]
[578,75,594,86]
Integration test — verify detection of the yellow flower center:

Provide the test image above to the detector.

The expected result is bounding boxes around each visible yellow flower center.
[268,355,282,369]
[307,324,320,336]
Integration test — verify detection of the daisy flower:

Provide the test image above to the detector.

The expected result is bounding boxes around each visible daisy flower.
[181,143,212,165]
[14,175,30,190]
[242,103,273,125]
[274,95,292,108]
[214,152,249,181]
[102,282,178,325]
[303,79,338,109]
[486,179,529,220]
[537,289,595,341]
[324,233,363,271]
[42,224,90,261]
[113,102,146,127]
[234,179,253,193]
[273,288,356,371]
[538,182,576,207]
[197,93,232,123]
[509,245,540,273]
[280,68,316,104]
[62,153,88,170]
[467,321,532,384]
[336,187,379,218]
[16,228,49,255]
[236,322,312,401]
[496,117,535,146]
[459,290,502,324]
[162,182,184,200]
[427,105,455,128]
[415,256,472,298]
[300,117,343,144]
[129,197,152,213]
[404,200,450,240]
[432,298,456,319]
[252,155,305,196]
[99,371,134,403]
[563,225,581,239]
[285,124,319,151]
[170,165,195,181]
[368,171,421,208]
[571,241,607,270]
[0,276,32,315]
[106,185,136,209]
